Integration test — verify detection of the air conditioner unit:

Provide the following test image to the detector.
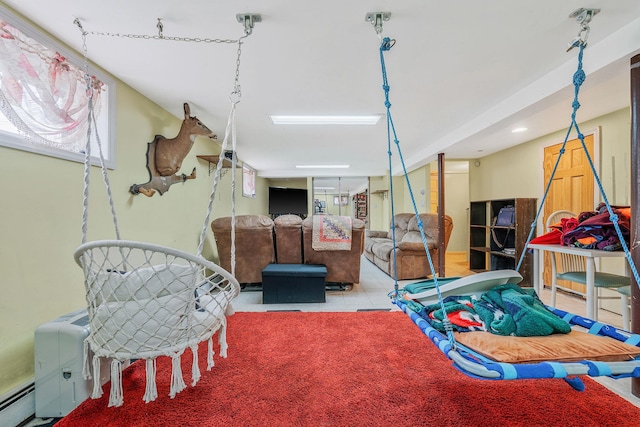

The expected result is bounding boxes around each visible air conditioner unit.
[34,308,117,417]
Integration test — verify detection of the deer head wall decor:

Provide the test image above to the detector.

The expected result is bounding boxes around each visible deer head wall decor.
[130,103,217,197]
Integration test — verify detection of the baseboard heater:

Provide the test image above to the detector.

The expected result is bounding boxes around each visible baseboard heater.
[0,381,35,427]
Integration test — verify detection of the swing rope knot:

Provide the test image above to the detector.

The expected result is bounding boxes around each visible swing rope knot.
[380,37,394,51]
[610,213,619,223]
[573,69,586,87]
[572,100,581,110]
[385,100,391,108]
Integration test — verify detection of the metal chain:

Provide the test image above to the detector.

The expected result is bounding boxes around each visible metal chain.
[87,31,239,45]
[74,19,94,99]
[231,34,248,100]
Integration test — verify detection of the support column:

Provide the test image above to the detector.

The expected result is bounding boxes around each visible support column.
[438,153,445,277]
[630,53,640,397]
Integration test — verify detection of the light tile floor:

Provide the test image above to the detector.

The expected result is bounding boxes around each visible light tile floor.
[233,252,640,408]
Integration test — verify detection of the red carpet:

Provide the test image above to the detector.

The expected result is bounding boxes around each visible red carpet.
[58,311,639,426]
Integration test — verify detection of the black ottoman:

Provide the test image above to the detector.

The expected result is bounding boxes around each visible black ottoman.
[262,264,327,303]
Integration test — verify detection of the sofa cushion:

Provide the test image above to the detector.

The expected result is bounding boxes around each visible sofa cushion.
[407,214,438,237]
[274,214,303,228]
[387,213,414,241]
[212,214,274,230]
[398,228,437,251]
[366,230,388,239]
[274,215,303,264]
[371,240,394,262]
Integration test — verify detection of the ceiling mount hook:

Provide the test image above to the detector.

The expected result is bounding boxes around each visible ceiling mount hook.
[365,12,391,35]
[236,13,262,36]
[156,18,164,39]
[567,8,600,52]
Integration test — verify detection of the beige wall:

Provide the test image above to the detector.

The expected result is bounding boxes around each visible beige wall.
[0,79,268,396]
[469,108,631,211]
[440,168,470,252]
[368,175,390,231]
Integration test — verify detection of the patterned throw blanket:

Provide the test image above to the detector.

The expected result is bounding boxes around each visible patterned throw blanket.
[402,284,571,337]
[312,215,352,251]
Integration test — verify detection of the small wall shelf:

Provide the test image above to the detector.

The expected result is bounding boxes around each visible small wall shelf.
[197,154,241,176]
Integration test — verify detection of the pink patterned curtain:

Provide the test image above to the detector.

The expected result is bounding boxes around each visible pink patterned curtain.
[0,19,103,152]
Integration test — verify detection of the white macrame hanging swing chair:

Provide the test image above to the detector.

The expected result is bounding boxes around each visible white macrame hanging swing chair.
[71,17,258,407]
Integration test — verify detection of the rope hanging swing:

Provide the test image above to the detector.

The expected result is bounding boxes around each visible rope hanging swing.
[71,15,260,407]
[372,10,640,388]
[368,12,458,347]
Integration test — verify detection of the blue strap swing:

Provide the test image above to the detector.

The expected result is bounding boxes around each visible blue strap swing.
[372,10,640,390]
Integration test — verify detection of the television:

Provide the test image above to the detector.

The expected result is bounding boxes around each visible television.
[268,187,308,216]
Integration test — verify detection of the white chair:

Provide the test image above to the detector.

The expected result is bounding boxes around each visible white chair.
[546,210,630,320]
[75,240,240,407]
[617,286,631,330]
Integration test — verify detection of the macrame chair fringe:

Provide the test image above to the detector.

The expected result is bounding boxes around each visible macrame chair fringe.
[143,358,158,403]
[191,345,201,386]
[91,355,103,399]
[82,340,92,380]
[169,352,187,399]
[207,337,215,370]
[219,317,229,358]
[108,359,123,407]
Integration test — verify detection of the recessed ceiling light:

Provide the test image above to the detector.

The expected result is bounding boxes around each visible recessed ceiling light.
[270,115,382,125]
[512,127,528,133]
[295,164,350,169]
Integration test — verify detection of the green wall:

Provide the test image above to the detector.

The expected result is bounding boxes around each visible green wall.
[469,108,631,207]
[0,79,268,396]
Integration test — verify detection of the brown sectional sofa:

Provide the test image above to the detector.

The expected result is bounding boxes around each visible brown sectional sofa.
[301,216,365,285]
[211,215,276,284]
[364,213,453,280]
[212,214,365,285]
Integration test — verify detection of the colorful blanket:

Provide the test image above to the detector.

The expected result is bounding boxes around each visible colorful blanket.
[312,215,352,251]
[404,284,571,337]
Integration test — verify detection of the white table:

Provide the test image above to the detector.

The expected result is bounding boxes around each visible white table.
[528,243,628,319]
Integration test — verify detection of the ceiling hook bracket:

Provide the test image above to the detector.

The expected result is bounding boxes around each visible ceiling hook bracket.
[236,13,262,36]
[73,18,87,35]
[157,18,164,39]
[365,12,391,35]
[567,8,600,52]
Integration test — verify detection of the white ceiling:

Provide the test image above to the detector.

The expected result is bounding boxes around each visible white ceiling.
[4,1,640,193]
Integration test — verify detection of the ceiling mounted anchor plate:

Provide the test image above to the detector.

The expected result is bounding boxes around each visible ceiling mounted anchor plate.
[365,12,391,34]
[568,8,600,23]
[236,13,262,34]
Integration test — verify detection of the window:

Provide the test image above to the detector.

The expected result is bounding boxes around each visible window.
[242,163,256,198]
[333,195,348,206]
[0,6,115,168]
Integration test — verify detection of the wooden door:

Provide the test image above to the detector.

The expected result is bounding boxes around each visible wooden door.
[430,172,438,213]
[542,134,595,294]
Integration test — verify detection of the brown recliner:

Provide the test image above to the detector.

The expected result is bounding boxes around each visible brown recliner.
[274,214,303,264]
[364,213,453,280]
[211,215,275,284]
[302,216,365,284]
